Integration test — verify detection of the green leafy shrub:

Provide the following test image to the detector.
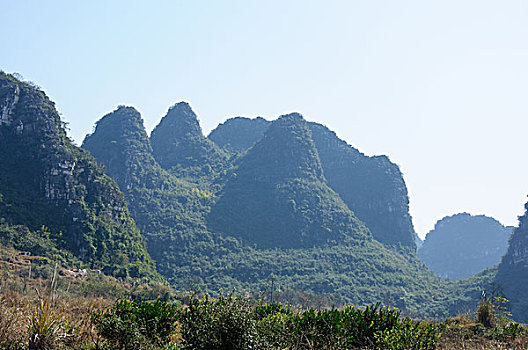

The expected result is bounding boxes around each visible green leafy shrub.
[375,319,440,350]
[92,299,179,350]
[178,294,261,350]
[256,301,439,349]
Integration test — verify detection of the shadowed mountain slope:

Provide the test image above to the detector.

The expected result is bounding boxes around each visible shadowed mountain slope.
[208,113,369,248]
[208,116,271,154]
[309,122,416,249]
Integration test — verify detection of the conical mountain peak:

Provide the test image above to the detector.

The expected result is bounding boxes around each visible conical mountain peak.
[83,105,160,189]
[152,101,202,140]
[208,112,367,248]
[235,112,324,183]
[0,73,154,277]
[150,102,227,177]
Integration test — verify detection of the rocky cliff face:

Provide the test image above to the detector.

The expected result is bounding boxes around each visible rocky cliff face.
[418,213,512,280]
[0,72,154,277]
[501,203,528,268]
[150,102,228,179]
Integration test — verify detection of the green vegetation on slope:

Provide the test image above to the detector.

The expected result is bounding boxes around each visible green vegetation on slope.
[309,122,416,249]
[0,72,155,278]
[150,102,228,182]
[496,200,528,323]
[207,116,417,249]
[209,113,368,249]
[82,106,215,281]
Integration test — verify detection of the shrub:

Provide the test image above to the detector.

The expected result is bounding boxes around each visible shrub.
[92,299,179,350]
[178,294,261,350]
[375,319,440,350]
[256,302,439,349]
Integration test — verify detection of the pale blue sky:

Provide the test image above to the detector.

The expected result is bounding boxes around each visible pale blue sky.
[2,1,528,238]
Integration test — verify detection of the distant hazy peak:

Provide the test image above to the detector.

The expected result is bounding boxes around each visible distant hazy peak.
[418,212,512,280]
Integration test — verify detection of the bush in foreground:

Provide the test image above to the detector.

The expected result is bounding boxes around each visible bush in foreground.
[92,299,180,350]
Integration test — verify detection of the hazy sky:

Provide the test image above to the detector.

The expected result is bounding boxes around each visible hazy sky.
[2,1,528,238]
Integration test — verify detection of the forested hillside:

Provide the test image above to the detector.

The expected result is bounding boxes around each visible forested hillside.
[3,70,521,321]
[82,106,214,281]
[150,102,228,182]
[208,116,417,248]
[0,72,155,278]
[497,200,528,322]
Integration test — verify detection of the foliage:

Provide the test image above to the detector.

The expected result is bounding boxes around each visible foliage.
[92,299,180,350]
[259,302,439,349]
[375,319,440,350]
[178,295,440,349]
[28,299,64,350]
[178,294,261,350]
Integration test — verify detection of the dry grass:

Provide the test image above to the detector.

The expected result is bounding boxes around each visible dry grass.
[436,311,528,350]
[0,289,110,350]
